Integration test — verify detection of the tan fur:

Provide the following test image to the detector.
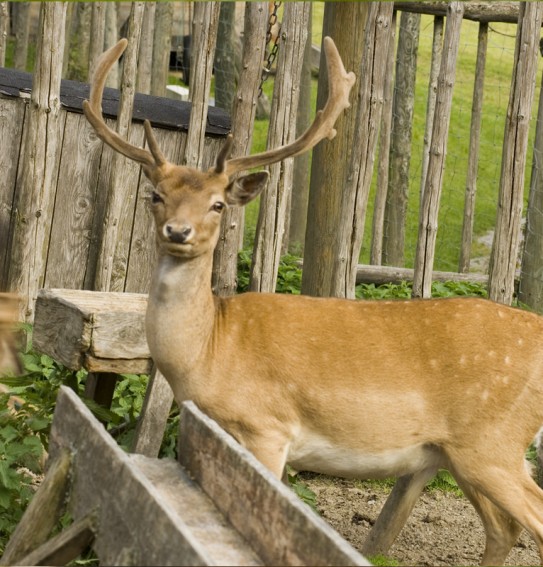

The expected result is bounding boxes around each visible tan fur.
[85,39,543,566]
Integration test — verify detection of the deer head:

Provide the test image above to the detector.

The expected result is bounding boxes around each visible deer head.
[83,37,355,259]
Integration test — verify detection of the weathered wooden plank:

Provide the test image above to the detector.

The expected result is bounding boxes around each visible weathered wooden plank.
[178,401,370,567]
[0,448,72,566]
[124,127,184,294]
[48,386,259,566]
[44,111,104,289]
[0,68,231,135]
[131,367,174,457]
[0,97,26,291]
[33,289,148,371]
[6,3,67,320]
[15,513,96,567]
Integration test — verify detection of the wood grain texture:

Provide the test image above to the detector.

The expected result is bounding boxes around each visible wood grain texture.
[0,97,26,291]
[45,112,104,289]
[178,401,369,567]
[33,289,149,371]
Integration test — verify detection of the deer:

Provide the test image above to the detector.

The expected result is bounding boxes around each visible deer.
[83,38,543,566]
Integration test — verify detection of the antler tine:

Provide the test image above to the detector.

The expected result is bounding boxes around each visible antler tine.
[223,37,356,178]
[83,39,166,171]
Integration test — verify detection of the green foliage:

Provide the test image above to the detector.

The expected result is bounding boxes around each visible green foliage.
[287,470,318,512]
[369,553,401,567]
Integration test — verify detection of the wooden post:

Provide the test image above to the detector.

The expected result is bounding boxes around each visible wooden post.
[88,2,106,79]
[250,2,311,293]
[519,66,543,311]
[136,2,155,95]
[104,2,119,88]
[6,2,67,320]
[336,2,395,298]
[412,2,464,299]
[458,22,488,273]
[0,2,8,67]
[488,2,543,305]
[12,2,30,71]
[381,10,420,267]
[93,2,145,292]
[151,1,172,97]
[184,2,220,169]
[420,16,444,198]
[212,2,268,297]
[370,10,396,266]
[301,2,367,298]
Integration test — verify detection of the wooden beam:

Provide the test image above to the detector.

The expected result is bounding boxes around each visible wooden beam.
[178,401,370,567]
[394,2,524,24]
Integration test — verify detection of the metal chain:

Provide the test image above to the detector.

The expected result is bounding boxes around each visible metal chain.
[258,1,282,98]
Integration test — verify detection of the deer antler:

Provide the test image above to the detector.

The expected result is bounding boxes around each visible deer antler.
[221,36,356,177]
[82,38,167,173]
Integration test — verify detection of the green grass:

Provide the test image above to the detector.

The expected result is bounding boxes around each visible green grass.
[247,14,543,273]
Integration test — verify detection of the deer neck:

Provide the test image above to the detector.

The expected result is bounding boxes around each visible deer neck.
[146,252,216,374]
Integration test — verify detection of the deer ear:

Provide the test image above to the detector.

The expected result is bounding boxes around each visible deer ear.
[225,171,269,206]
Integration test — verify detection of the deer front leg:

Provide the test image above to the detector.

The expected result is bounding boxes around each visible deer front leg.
[362,468,437,558]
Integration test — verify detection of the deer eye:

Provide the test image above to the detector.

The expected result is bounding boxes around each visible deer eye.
[211,201,225,213]
[151,191,164,205]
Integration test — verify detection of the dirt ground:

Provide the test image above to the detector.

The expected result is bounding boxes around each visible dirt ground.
[301,473,539,566]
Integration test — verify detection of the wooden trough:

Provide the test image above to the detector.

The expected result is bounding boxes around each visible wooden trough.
[0,386,368,566]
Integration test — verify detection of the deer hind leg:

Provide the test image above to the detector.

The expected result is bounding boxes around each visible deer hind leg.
[451,474,522,566]
[362,468,437,558]
[449,456,543,565]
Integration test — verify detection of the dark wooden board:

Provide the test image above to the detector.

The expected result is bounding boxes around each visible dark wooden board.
[0,66,230,136]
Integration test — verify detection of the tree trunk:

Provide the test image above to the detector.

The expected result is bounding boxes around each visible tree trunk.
[381,11,420,267]
[7,2,67,320]
[249,2,311,293]
[301,2,367,297]
[212,2,268,297]
[288,7,313,255]
[412,2,464,299]
[489,2,543,304]
[151,1,172,97]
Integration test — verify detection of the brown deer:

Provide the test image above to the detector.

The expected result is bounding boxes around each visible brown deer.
[84,38,543,566]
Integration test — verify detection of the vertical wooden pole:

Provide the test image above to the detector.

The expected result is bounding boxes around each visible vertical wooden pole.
[137,2,156,95]
[301,2,367,298]
[381,10,420,268]
[412,2,464,299]
[184,1,220,169]
[0,2,8,67]
[519,65,543,311]
[420,16,444,198]
[458,22,488,273]
[6,2,67,320]
[370,10,396,266]
[88,2,106,79]
[250,2,311,293]
[212,2,268,297]
[339,2,395,298]
[488,2,543,305]
[93,2,145,292]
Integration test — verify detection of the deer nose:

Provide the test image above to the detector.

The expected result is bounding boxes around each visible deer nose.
[164,224,193,244]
